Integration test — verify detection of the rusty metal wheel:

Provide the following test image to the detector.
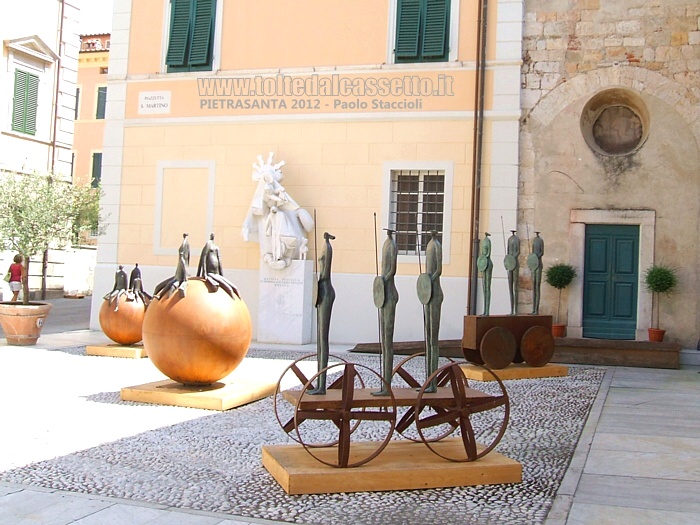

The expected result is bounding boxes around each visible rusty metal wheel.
[391,353,458,442]
[520,325,555,367]
[480,326,516,369]
[273,353,355,446]
[415,362,509,462]
[294,363,396,468]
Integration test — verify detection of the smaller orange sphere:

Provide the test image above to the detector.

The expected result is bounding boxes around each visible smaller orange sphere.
[99,295,146,345]
[142,278,251,385]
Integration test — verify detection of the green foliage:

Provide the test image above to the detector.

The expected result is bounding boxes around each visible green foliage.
[545,263,577,290]
[644,264,677,295]
[644,264,678,329]
[545,263,577,325]
[0,172,104,304]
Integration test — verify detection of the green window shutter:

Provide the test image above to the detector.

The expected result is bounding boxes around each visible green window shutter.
[91,152,103,188]
[166,0,193,66]
[12,70,27,132]
[188,0,215,66]
[75,87,80,119]
[396,0,422,61]
[96,86,107,119]
[12,69,39,135]
[421,0,449,58]
[24,74,39,134]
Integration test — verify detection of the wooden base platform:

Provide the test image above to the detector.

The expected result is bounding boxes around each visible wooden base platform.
[121,357,309,410]
[262,438,521,494]
[86,344,147,359]
[460,363,568,381]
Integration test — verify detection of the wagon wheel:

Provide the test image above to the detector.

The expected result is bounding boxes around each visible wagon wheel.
[480,326,517,369]
[415,362,509,462]
[392,353,458,442]
[294,363,396,468]
[273,353,360,446]
[520,325,555,367]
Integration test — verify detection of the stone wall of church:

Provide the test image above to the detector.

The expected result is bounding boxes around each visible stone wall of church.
[519,0,700,347]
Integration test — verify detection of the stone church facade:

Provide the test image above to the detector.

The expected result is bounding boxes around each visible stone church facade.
[520,0,700,348]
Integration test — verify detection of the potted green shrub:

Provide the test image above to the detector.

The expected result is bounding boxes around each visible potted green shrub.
[644,263,678,342]
[545,263,577,337]
[0,172,101,345]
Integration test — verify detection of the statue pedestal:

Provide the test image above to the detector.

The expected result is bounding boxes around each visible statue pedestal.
[257,260,313,344]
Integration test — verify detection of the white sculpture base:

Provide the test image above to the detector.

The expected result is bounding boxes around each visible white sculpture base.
[257,259,313,344]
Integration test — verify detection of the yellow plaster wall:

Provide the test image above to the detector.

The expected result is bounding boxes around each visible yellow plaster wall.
[127,0,493,75]
[127,0,165,75]
[221,0,388,70]
[117,119,475,276]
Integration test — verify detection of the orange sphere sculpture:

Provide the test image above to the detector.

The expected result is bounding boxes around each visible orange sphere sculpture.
[142,278,252,385]
[99,295,146,345]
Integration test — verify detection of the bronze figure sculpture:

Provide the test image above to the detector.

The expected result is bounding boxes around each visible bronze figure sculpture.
[417,231,443,393]
[477,233,493,315]
[372,229,399,396]
[103,265,129,311]
[100,264,149,345]
[197,233,240,299]
[154,233,190,299]
[528,232,544,314]
[144,236,251,385]
[505,230,520,315]
[309,232,336,395]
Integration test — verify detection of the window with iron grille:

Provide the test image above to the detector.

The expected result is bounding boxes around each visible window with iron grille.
[389,169,445,255]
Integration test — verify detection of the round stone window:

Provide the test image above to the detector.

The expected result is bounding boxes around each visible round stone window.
[581,89,649,156]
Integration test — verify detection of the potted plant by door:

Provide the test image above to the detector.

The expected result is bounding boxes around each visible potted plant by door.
[644,263,678,342]
[545,263,577,337]
[0,172,101,345]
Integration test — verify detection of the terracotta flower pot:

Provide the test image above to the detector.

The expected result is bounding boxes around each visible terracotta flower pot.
[0,301,53,345]
[99,294,146,345]
[648,328,665,342]
[142,278,252,385]
[551,323,566,338]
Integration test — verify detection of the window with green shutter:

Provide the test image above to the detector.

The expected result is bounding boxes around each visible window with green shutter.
[96,86,107,119]
[166,0,216,72]
[91,152,102,188]
[395,0,450,63]
[12,69,39,135]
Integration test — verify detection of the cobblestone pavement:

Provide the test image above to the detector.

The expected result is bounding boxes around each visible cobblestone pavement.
[0,342,604,525]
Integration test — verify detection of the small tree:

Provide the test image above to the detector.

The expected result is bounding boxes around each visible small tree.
[0,172,103,304]
[545,263,577,324]
[644,264,678,330]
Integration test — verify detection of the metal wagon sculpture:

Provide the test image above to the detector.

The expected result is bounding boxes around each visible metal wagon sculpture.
[274,353,510,468]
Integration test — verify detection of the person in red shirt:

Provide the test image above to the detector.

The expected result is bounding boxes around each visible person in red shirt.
[7,254,25,302]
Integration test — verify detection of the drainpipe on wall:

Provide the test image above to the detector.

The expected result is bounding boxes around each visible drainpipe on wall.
[44,0,66,300]
[467,0,489,314]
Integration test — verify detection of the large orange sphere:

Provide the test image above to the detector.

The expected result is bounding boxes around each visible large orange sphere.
[99,295,146,345]
[142,278,252,385]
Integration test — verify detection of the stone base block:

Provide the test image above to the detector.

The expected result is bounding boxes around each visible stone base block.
[86,344,147,359]
[121,357,300,410]
[262,438,522,494]
[460,363,569,382]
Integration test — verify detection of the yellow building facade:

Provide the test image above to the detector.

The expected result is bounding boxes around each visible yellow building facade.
[91,0,524,344]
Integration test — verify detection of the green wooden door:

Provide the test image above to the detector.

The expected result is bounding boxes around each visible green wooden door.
[583,224,639,339]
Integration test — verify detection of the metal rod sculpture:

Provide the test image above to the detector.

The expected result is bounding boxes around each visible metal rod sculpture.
[505,229,520,315]
[372,228,399,396]
[309,232,335,395]
[417,230,443,393]
[528,231,544,314]
[477,232,493,315]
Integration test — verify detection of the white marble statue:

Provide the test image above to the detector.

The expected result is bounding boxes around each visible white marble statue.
[242,153,314,269]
